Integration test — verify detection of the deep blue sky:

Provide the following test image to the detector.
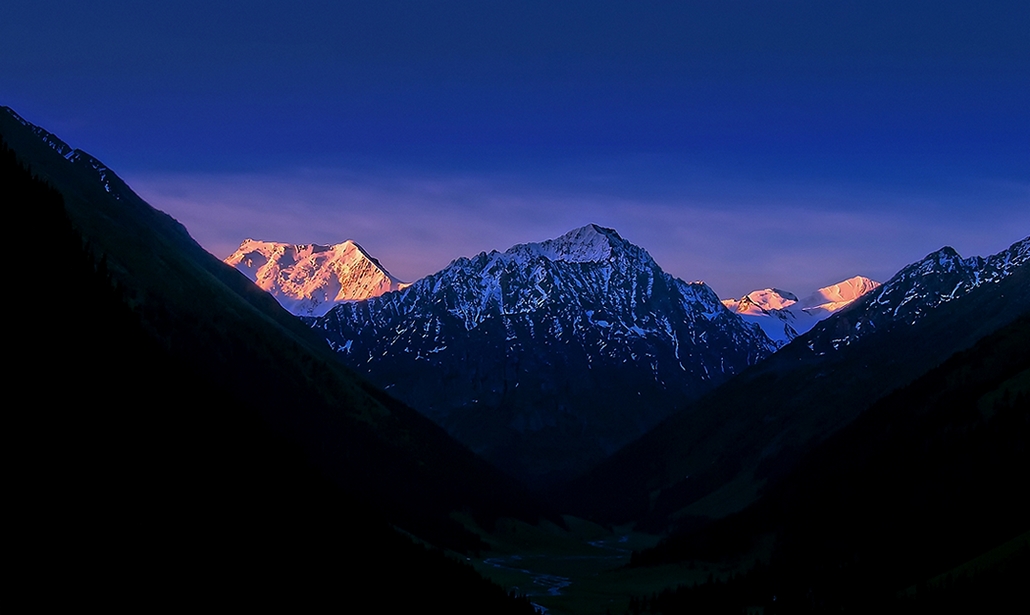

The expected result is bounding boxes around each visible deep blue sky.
[3,1,1027,298]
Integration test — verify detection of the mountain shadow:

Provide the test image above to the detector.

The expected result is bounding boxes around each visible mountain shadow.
[560,236,1029,529]
[2,111,542,612]
[628,311,1029,613]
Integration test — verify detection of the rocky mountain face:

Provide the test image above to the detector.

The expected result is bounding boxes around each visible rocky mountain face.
[225,239,406,317]
[312,224,777,486]
[806,238,1029,354]
[722,276,880,347]
[562,239,1030,526]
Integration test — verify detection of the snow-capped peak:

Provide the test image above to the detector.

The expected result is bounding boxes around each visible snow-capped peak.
[798,276,881,315]
[506,223,655,266]
[534,224,622,262]
[225,238,406,317]
[915,246,966,275]
[730,288,800,316]
[723,276,880,347]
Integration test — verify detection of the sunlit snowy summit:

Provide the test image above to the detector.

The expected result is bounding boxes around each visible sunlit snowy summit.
[722,276,881,347]
[225,239,407,317]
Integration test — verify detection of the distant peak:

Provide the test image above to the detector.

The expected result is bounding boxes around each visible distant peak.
[926,246,970,266]
[799,276,880,311]
[224,237,405,316]
[233,238,362,259]
[230,238,396,276]
[748,288,798,302]
[553,223,624,247]
[898,245,973,278]
[584,223,621,238]
[837,275,878,287]
[729,288,799,313]
[508,223,649,265]
[929,246,961,257]
[813,275,879,297]
[345,240,393,273]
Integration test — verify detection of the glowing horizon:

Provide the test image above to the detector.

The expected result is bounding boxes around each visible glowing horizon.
[129,165,1028,301]
[4,2,1026,300]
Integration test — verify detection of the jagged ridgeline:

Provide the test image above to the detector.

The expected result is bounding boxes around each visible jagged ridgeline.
[313,224,777,486]
[2,108,541,612]
[562,232,1030,527]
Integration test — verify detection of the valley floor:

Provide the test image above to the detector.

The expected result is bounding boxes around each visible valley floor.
[463,516,744,615]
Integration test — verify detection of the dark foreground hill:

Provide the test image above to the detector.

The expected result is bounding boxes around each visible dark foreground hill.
[630,312,1029,613]
[562,236,1029,529]
[2,108,541,612]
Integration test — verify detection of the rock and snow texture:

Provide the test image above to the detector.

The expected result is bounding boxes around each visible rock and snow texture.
[805,236,1030,353]
[312,224,776,484]
[225,239,406,317]
[722,276,880,347]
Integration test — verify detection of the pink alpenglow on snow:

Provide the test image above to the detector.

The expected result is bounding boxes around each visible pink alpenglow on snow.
[225,239,407,317]
[722,276,880,348]
[798,276,881,318]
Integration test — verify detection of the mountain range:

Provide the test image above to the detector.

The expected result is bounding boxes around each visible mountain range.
[232,226,878,485]
[6,102,1027,613]
[226,233,879,340]
[225,225,1026,496]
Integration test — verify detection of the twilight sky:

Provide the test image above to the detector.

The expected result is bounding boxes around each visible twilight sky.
[3,1,1027,299]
